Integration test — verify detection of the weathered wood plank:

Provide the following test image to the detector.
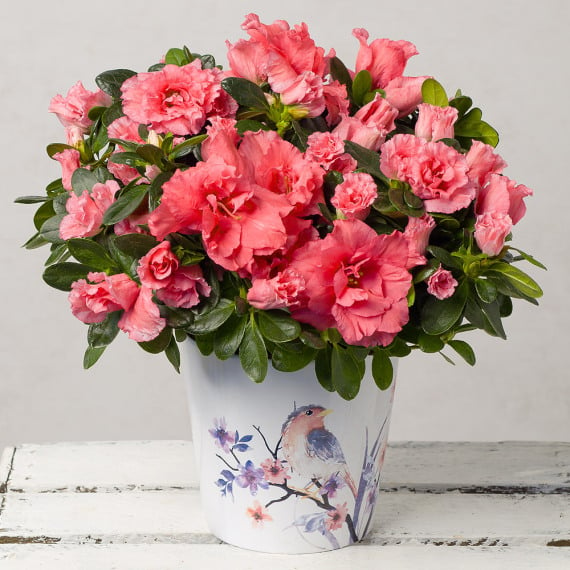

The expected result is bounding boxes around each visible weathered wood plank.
[6,441,570,494]
[0,447,15,494]
[0,543,569,570]
[0,490,567,547]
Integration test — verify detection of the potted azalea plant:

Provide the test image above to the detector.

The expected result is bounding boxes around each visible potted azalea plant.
[17,14,543,553]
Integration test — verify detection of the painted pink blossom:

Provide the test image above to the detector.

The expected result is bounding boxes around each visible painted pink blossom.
[117,285,166,342]
[120,62,236,136]
[290,219,412,347]
[68,272,124,324]
[403,214,436,266]
[474,212,513,256]
[331,172,378,220]
[156,265,211,309]
[246,501,273,527]
[247,268,306,310]
[353,28,418,90]
[209,417,235,453]
[380,134,474,214]
[49,81,111,137]
[476,174,532,225]
[465,141,508,188]
[415,103,458,142]
[426,265,458,300]
[260,458,291,484]
[325,502,348,531]
[53,148,81,191]
[304,131,357,174]
[59,180,118,239]
[137,241,180,290]
[323,80,350,126]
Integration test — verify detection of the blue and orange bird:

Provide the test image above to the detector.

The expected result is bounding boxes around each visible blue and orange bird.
[281,405,357,498]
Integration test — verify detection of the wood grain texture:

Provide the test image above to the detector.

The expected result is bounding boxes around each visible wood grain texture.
[1,441,569,568]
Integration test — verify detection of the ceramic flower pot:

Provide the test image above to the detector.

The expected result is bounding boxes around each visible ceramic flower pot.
[183,341,396,554]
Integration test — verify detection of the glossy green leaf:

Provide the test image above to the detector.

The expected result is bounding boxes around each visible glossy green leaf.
[46,143,74,158]
[421,280,468,335]
[426,245,463,270]
[136,144,164,165]
[331,344,363,400]
[315,346,334,392]
[352,70,373,106]
[449,95,473,117]
[235,120,271,135]
[83,346,106,369]
[186,299,235,335]
[165,337,181,373]
[96,69,137,98]
[329,56,353,92]
[474,278,498,304]
[87,312,121,348]
[239,319,267,383]
[221,77,270,110]
[418,332,445,353]
[164,47,191,66]
[344,141,389,183]
[139,327,173,354]
[508,247,547,270]
[43,261,90,291]
[193,334,214,356]
[486,263,543,299]
[33,200,56,231]
[214,313,247,360]
[67,238,118,271]
[299,330,327,350]
[112,234,158,259]
[257,310,301,343]
[168,134,208,159]
[23,232,48,250]
[271,341,316,372]
[387,336,412,357]
[371,350,393,390]
[448,339,476,366]
[71,168,99,194]
[14,195,49,204]
[421,78,448,107]
[39,214,66,244]
[102,185,148,225]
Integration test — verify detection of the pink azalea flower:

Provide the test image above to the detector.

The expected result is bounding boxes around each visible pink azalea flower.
[403,214,436,266]
[260,458,291,484]
[290,219,412,347]
[156,265,211,309]
[323,80,350,126]
[466,141,507,187]
[246,500,273,528]
[325,502,348,531]
[59,180,118,239]
[304,131,357,174]
[117,285,166,342]
[137,241,180,290]
[476,173,532,225]
[426,265,458,300]
[384,75,431,117]
[331,172,378,220]
[107,116,145,145]
[113,211,151,236]
[354,94,398,136]
[353,28,418,90]
[247,268,306,310]
[415,103,458,142]
[120,62,236,136]
[53,148,81,191]
[68,272,124,324]
[380,134,474,214]
[279,71,325,118]
[474,212,513,256]
[49,81,111,136]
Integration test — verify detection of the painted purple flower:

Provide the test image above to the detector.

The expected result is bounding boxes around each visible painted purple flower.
[319,472,346,498]
[236,460,269,495]
[209,417,235,453]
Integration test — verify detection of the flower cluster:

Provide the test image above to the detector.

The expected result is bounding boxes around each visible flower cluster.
[18,14,543,397]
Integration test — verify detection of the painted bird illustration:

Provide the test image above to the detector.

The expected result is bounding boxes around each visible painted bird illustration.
[281,405,357,498]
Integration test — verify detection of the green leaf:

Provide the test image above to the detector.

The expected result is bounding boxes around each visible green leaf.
[44,243,70,266]
[476,121,499,147]
[387,336,412,357]
[329,56,353,92]
[136,144,165,165]
[448,339,476,366]
[421,280,468,335]
[39,214,66,244]
[102,101,125,127]
[96,69,137,98]
[139,327,173,354]
[83,346,106,369]
[331,344,363,400]
[34,200,56,231]
[43,262,90,291]
[221,77,270,110]
[465,295,507,339]
[449,95,473,117]
[87,312,121,348]
[315,346,334,391]
[299,330,327,350]
[271,341,316,372]
[257,311,301,343]
[426,245,463,270]
[71,168,99,194]
[352,70,373,106]
[165,338,181,373]
[235,120,270,135]
[371,350,394,390]
[46,143,74,158]
[186,299,235,335]
[508,247,547,270]
[164,47,191,66]
[388,186,424,217]
[67,238,118,271]
[344,141,389,183]
[112,234,158,259]
[193,334,214,356]
[418,332,445,353]
[149,171,174,210]
[239,319,267,383]
[102,185,148,225]
[214,313,247,360]
[23,232,48,250]
[168,134,208,160]
[486,263,543,299]
[474,278,498,304]
[421,78,448,107]
[14,195,49,204]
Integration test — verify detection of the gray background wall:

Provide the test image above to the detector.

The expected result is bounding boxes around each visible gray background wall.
[1,0,568,454]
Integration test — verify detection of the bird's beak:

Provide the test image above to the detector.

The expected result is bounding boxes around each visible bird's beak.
[319,409,333,417]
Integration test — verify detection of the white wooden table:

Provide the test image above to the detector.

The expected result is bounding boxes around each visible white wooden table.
[0,441,568,569]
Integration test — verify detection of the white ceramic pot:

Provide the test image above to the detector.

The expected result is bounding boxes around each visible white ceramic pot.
[183,341,396,554]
